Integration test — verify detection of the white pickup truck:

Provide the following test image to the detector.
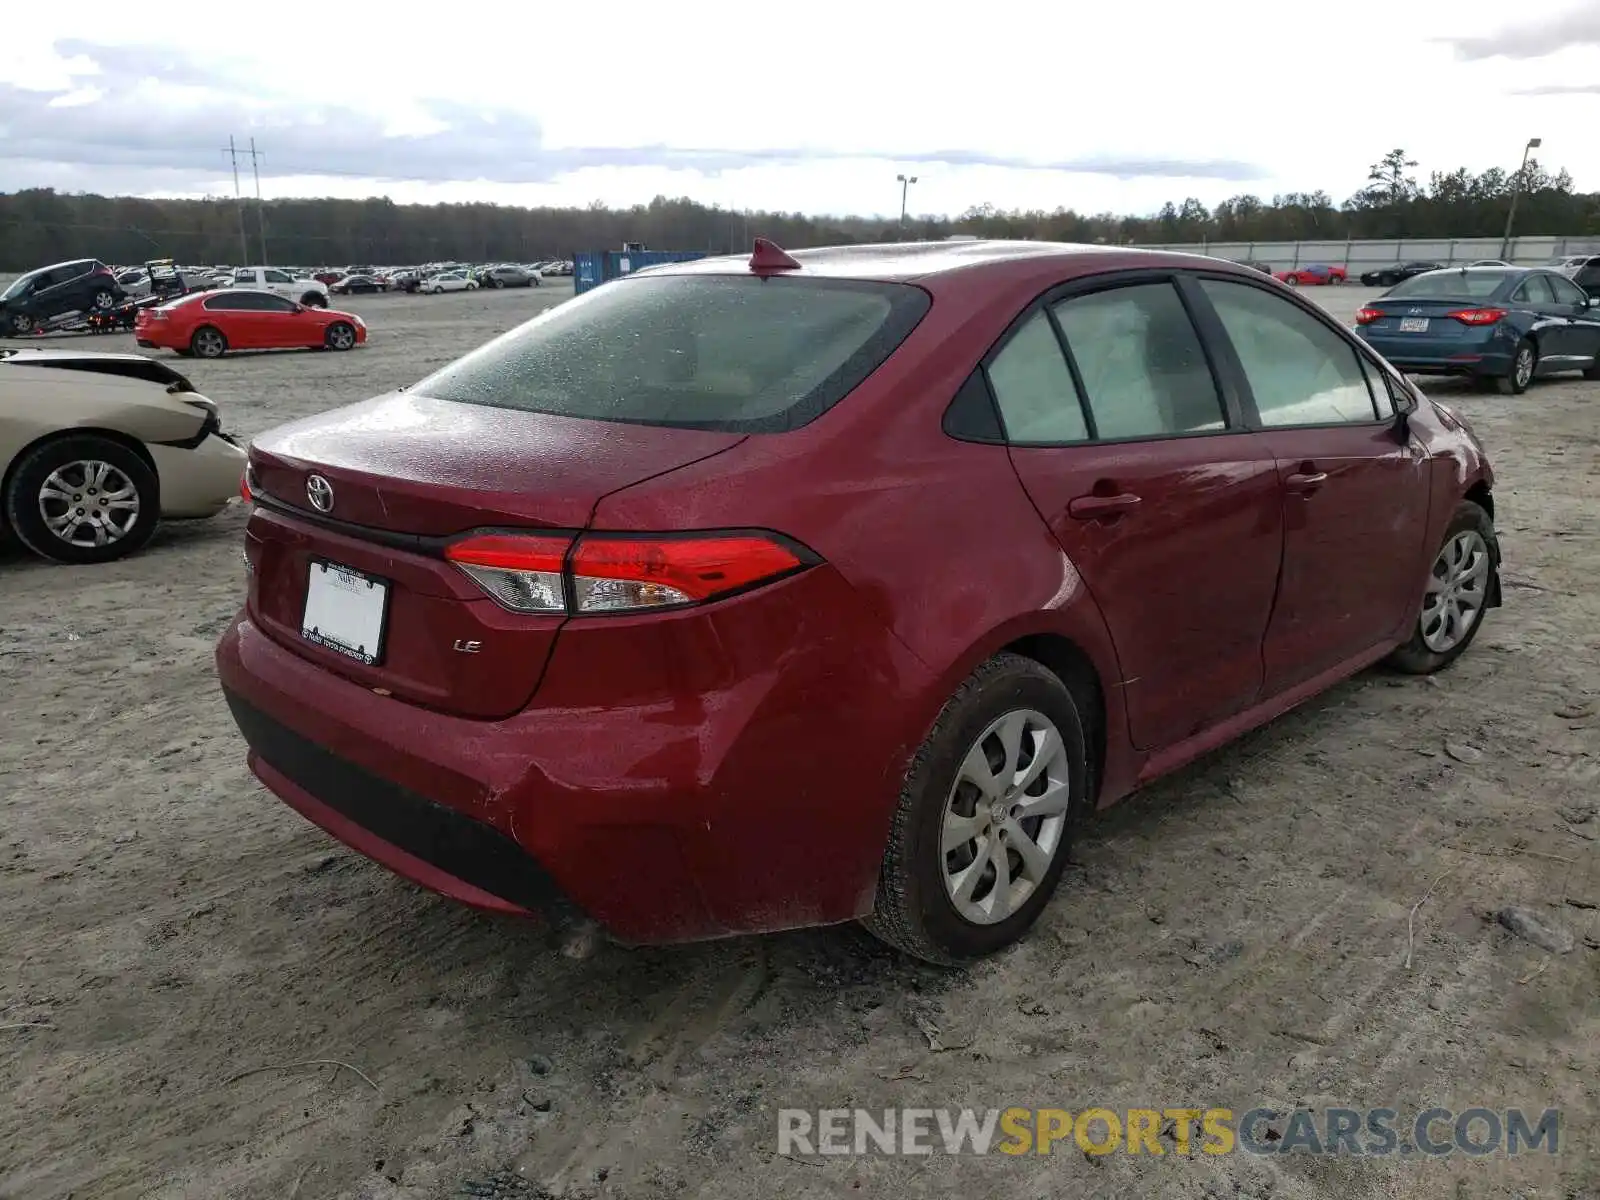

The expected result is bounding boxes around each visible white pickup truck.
[228,267,330,307]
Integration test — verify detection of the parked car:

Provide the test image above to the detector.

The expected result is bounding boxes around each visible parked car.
[2,260,126,335]
[135,289,366,359]
[478,265,542,288]
[1230,260,1275,275]
[1355,266,1600,393]
[1545,255,1593,276]
[1274,263,1346,286]
[1467,259,1510,267]
[1571,257,1600,299]
[229,267,330,307]
[330,275,389,296]
[423,272,477,294]
[0,348,245,562]
[1360,261,1445,287]
[217,238,1502,964]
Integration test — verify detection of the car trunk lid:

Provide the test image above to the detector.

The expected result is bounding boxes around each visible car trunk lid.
[244,391,746,718]
[1358,297,1504,338]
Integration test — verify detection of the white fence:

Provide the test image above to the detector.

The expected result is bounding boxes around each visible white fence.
[1131,235,1600,271]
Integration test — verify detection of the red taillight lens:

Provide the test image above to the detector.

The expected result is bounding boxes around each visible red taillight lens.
[239,475,252,503]
[570,534,807,612]
[444,531,813,614]
[1447,308,1507,326]
[1355,307,1383,325]
[445,533,570,613]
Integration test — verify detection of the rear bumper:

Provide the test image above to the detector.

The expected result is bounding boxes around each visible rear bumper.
[215,566,937,944]
[1359,338,1513,378]
[153,432,247,518]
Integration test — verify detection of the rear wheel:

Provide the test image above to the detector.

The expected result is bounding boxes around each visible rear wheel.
[2,435,160,564]
[863,653,1086,964]
[1387,501,1497,674]
[190,326,228,358]
[1583,359,1600,381]
[91,289,116,309]
[1498,339,1536,394]
[324,321,357,351]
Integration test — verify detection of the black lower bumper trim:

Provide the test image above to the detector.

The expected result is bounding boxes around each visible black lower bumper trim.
[223,688,579,920]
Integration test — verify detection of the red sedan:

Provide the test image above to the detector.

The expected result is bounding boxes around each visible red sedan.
[135,290,366,358]
[218,239,1501,963]
[1275,263,1348,286]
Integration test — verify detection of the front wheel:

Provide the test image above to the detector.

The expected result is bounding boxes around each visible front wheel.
[1386,501,1498,675]
[2,435,160,564]
[863,653,1086,964]
[92,289,117,309]
[8,310,34,335]
[301,293,327,308]
[324,321,357,351]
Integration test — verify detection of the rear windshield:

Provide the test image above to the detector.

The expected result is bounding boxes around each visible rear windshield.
[1387,271,1509,299]
[412,274,931,432]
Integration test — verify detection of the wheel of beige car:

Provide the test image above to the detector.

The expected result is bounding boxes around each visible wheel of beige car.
[1387,501,1497,675]
[324,321,357,351]
[3,434,160,564]
[864,653,1086,964]
[190,326,228,359]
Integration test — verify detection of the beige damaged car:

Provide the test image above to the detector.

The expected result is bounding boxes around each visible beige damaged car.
[1,348,246,564]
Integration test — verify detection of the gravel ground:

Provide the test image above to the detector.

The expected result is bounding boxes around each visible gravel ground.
[2,283,1597,1200]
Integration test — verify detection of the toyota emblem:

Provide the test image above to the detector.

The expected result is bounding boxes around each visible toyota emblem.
[306,474,335,513]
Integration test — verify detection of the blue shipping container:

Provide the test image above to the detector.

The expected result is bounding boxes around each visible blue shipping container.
[573,249,713,295]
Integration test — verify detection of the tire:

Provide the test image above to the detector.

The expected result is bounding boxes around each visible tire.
[466,281,478,290]
[324,321,357,351]
[8,310,34,335]
[862,653,1088,964]
[91,289,116,310]
[532,276,541,287]
[1582,360,1600,381]
[432,285,444,295]
[190,326,228,358]
[301,293,326,308]
[491,277,504,288]
[1497,339,1536,394]
[1386,501,1498,675]
[2,434,160,564]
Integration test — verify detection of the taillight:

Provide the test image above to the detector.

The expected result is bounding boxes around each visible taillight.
[444,531,814,615]
[445,533,568,613]
[1447,308,1507,326]
[239,474,252,503]
[1355,307,1383,325]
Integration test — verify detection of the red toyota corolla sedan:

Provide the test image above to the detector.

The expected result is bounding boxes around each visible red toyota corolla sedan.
[135,289,366,358]
[217,240,1501,963]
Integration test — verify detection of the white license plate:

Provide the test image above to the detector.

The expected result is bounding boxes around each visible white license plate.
[1399,317,1430,333]
[302,560,388,666]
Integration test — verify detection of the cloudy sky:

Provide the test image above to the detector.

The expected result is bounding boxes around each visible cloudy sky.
[3,1,1599,218]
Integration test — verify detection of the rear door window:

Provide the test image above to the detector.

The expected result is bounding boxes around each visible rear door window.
[1549,275,1588,306]
[986,310,1087,443]
[1514,275,1555,305]
[1050,283,1226,438]
[414,275,930,432]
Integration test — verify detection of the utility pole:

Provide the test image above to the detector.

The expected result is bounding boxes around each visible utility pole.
[222,137,249,266]
[245,137,268,265]
[1500,136,1542,261]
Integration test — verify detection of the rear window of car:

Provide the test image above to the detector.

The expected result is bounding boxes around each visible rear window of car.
[412,274,931,432]
[1387,271,1509,299]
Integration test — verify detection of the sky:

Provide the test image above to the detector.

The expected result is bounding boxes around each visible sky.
[2,1,1599,220]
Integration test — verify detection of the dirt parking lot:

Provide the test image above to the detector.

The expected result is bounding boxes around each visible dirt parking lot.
[2,282,1597,1200]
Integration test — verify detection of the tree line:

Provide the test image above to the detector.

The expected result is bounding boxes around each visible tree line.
[2,149,1597,271]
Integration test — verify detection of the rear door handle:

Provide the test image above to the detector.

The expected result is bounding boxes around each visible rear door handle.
[1286,471,1328,494]
[1067,492,1142,520]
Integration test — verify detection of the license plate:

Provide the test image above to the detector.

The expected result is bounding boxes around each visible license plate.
[1399,317,1430,333]
[302,560,389,666]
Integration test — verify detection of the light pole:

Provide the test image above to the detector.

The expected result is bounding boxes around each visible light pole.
[896,173,918,236]
[1500,137,1542,261]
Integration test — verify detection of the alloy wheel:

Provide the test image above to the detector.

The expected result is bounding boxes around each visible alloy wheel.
[38,460,141,548]
[1420,529,1490,653]
[1514,347,1535,390]
[940,709,1072,926]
